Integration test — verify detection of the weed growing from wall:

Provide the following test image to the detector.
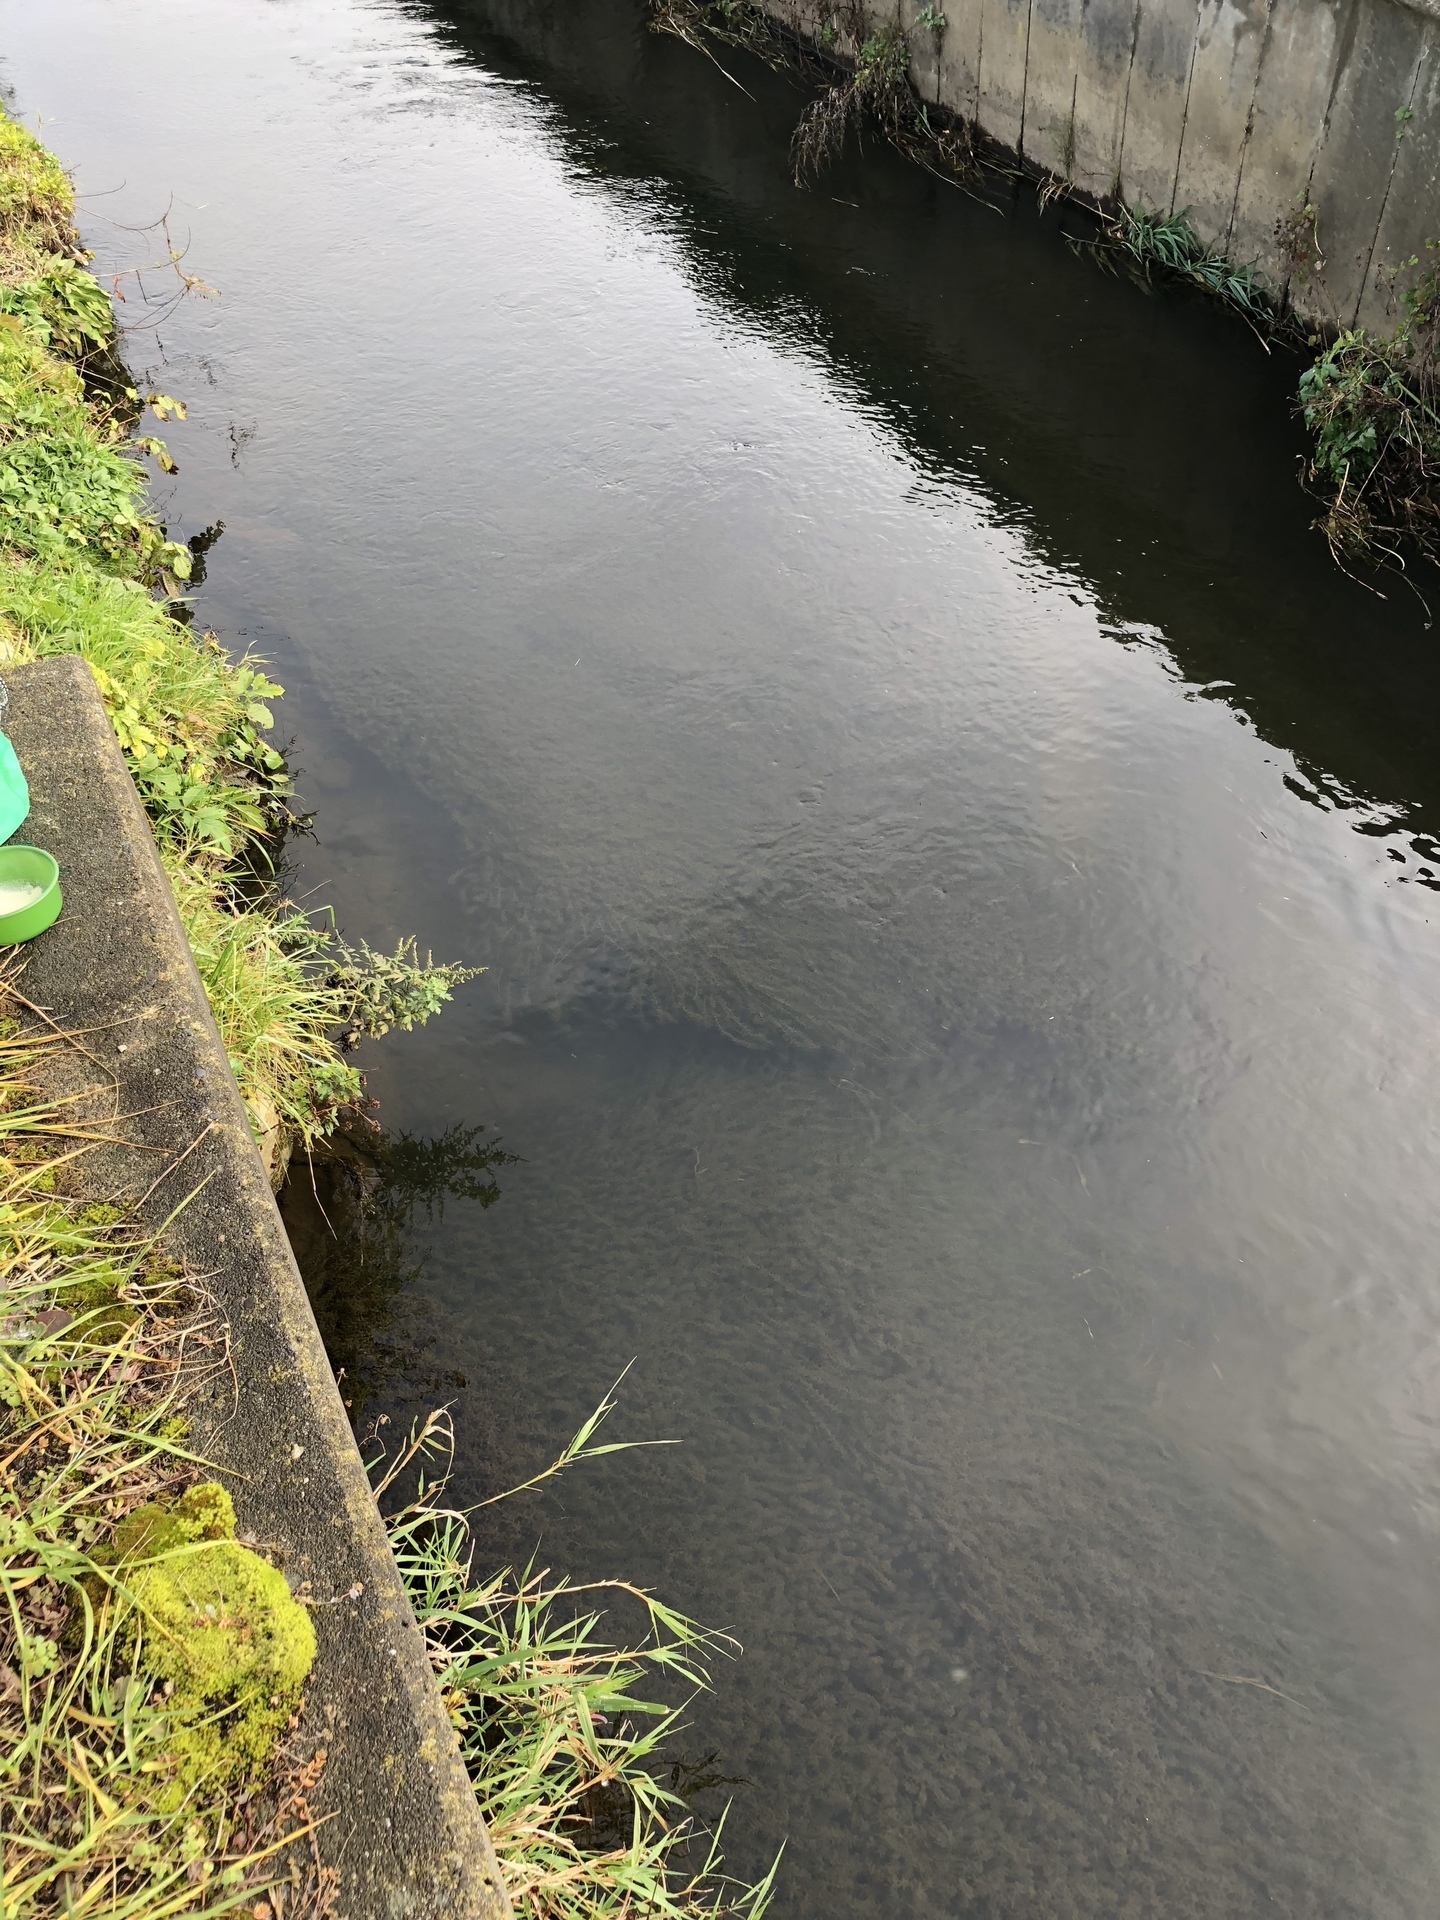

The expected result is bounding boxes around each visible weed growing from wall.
[1298,245,1440,572]
[1098,205,1273,323]
[651,0,976,186]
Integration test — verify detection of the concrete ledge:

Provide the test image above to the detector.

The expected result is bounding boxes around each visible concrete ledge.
[7,656,509,1920]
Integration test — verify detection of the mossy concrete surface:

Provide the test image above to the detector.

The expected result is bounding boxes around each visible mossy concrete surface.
[7,655,509,1920]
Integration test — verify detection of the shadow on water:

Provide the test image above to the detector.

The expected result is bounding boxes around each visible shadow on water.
[280,1119,518,1418]
[420,0,1440,864]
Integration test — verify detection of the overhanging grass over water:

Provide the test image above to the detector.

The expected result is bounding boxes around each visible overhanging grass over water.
[381,1402,781,1920]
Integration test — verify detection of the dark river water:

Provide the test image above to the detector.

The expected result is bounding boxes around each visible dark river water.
[9,1,1440,1911]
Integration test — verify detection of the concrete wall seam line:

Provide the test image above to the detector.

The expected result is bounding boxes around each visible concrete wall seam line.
[1223,0,1277,256]
[1113,0,1145,197]
[1167,3,1207,217]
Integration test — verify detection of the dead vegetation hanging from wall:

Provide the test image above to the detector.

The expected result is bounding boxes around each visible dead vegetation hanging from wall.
[649,0,977,188]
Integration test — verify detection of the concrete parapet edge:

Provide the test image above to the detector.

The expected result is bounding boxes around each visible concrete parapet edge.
[7,656,509,1920]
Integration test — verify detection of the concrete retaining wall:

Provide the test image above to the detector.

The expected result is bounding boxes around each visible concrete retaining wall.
[8,657,509,1920]
[760,0,1440,329]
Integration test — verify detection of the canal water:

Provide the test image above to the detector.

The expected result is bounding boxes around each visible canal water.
[7,1,1440,1910]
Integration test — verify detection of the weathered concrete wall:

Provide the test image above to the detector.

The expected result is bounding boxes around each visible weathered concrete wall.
[763,0,1440,329]
[8,657,509,1920]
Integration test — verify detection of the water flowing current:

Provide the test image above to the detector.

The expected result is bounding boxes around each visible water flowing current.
[8,1,1440,1910]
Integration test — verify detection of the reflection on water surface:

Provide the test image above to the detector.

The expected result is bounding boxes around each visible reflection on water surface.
[6,0,1440,1909]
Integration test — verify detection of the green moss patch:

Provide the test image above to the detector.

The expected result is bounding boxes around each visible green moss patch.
[109,1484,316,1809]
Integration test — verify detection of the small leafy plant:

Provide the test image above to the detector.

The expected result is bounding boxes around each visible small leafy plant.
[1297,243,1440,567]
[0,258,113,354]
[326,937,484,1050]
[1275,198,1323,296]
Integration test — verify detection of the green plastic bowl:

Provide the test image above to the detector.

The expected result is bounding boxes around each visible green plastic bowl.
[0,844,60,944]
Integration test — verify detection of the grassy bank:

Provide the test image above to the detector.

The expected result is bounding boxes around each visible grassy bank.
[0,111,475,1175]
[0,102,438,1916]
[0,107,776,1918]
[0,990,323,1915]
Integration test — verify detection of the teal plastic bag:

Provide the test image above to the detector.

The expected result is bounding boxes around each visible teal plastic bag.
[0,681,28,844]
[0,730,28,844]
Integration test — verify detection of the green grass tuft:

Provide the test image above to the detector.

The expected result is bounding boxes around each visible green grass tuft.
[1104,205,1274,321]
[378,1401,782,1920]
